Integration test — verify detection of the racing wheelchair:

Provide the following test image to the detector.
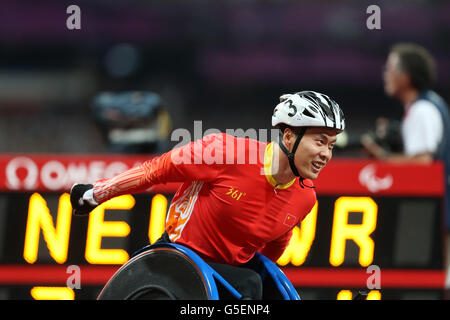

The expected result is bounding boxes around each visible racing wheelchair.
[97,242,301,300]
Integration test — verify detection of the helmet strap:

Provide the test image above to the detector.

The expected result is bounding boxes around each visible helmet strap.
[278,128,316,189]
[278,127,306,178]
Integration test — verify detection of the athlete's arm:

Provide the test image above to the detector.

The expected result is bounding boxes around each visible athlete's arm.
[71,133,226,214]
[94,133,226,203]
[259,230,292,263]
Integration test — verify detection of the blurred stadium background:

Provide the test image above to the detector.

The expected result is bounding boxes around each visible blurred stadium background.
[0,0,449,300]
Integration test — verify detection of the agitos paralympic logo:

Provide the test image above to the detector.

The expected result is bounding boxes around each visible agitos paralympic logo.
[358,164,393,193]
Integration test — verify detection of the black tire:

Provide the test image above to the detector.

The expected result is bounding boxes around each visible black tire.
[97,246,210,300]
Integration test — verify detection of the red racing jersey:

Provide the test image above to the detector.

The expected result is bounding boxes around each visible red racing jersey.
[93,133,317,265]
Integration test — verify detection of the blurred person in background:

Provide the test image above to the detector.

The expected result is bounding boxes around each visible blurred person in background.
[91,91,172,154]
[360,116,403,158]
[70,91,345,299]
[361,43,450,230]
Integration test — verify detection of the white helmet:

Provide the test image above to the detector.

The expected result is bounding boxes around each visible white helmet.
[272,91,345,131]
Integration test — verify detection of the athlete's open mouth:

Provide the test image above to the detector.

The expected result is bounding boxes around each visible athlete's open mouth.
[312,161,325,171]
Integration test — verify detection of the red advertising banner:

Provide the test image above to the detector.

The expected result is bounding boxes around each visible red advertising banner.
[315,159,444,196]
[0,154,444,196]
[0,154,179,194]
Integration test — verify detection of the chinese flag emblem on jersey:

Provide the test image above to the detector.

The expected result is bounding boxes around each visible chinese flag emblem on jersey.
[283,213,296,227]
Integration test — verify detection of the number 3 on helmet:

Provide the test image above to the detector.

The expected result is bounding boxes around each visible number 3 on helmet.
[272,91,346,132]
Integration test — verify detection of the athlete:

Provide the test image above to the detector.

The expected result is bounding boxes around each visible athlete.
[70,91,345,299]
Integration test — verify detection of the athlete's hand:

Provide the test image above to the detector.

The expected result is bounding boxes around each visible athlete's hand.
[70,183,99,216]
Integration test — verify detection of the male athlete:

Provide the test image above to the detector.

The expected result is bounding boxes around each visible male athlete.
[71,91,345,299]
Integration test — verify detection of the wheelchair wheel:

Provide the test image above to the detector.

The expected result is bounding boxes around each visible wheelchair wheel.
[97,246,210,300]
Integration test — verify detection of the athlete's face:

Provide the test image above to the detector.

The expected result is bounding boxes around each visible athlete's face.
[291,128,338,180]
